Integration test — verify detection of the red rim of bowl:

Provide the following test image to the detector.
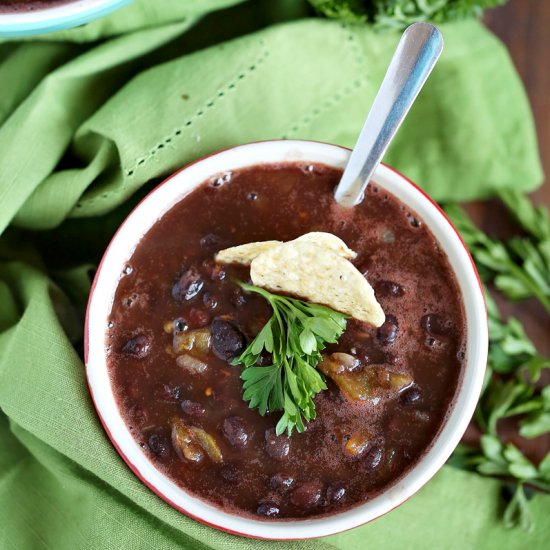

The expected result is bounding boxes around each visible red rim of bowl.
[84,139,487,540]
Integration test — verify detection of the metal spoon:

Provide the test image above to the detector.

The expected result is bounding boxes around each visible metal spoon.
[334,22,443,207]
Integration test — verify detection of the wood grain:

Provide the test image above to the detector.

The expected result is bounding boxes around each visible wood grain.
[485,0,550,205]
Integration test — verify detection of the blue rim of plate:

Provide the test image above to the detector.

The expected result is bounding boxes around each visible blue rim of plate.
[0,0,133,37]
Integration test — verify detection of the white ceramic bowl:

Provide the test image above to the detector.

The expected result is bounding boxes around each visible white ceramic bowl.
[85,140,488,540]
[0,0,131,37]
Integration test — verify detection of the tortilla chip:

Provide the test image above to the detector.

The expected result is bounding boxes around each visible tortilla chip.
[250,241,385,326]
[215,241,282,265]
[292,232,356,260]
[216,232,356,266]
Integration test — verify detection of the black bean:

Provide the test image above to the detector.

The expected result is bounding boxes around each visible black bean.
[421,313,451,337]
[172,267,204,302]
[231,290,247,308]
[374,280,404,298]
[202,292,218,310]
[386,314,399,326]
[156,383,184,402]
[121,335,150,358]
[209,264,226,281]
[222,416,249,448]
[174,318,188,333]
[399,386,422,406]
[148,433,170,460]
[201,259,225,282]
[181,400,205,416]
[211,319,246,361]
[325,482,346,504]
[364,445,383,471]
[290,481,323,509]
[219,463,241,484]
[257,502,280,517]
[377,314,398,345]
[265,428,290,460]
[270,473,295,490]
[199,233,221,248]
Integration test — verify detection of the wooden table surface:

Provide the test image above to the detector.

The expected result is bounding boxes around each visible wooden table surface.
[462,0,550,461]
[485,0,550,207]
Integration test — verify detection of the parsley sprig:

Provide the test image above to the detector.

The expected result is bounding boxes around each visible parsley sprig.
[445,194,550,531]
[445,195,550,314]
[231,282,348,436]
[484,291,550,383]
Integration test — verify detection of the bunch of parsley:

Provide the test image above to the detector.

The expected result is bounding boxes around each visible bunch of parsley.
[231,282,348,436]
[308,0,508,30]
[445,192,550,531]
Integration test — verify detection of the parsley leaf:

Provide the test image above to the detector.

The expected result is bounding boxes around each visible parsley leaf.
[231,282,348,436]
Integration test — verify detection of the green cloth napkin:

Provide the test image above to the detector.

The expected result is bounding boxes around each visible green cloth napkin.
[0,1,546,549]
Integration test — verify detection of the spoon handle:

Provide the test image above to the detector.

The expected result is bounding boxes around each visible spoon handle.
[334,22,443,208]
